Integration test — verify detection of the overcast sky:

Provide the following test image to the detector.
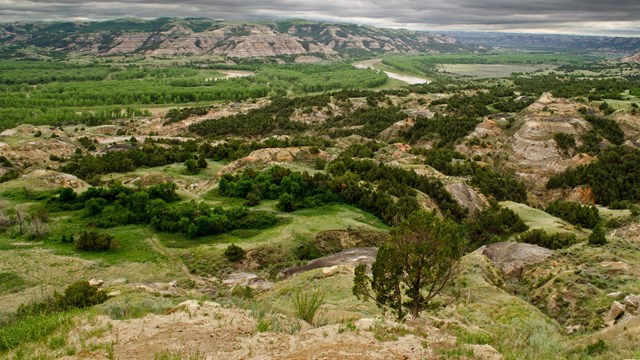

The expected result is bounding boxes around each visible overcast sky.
[1,0,639,36]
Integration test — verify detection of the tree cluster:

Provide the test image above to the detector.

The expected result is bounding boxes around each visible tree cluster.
[163,106,210,125]
[189,95,327,137]
[323,105,407,139]
[465,202,529,250]
[48,183,278,238]
[581,113,625,146]
[470,167,528,203]
[219,166,342,212]
[328,157,467,221]
[517,229,578,250]
[148,201,278,238]
[405,115,480,147]
[412,148,478,176]
[546,200,600,229]
[547,146,640,206]
[59,141,198,182]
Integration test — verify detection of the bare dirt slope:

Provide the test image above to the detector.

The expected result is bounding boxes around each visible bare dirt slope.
[505,93,588,184]
[62,301,442,360]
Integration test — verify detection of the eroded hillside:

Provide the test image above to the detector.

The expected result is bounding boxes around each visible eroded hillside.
[0,19,469,59]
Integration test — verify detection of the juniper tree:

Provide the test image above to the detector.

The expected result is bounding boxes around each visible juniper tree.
[353,211,465,320]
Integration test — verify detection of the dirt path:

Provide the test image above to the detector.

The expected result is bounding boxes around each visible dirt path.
[353,59,431,85]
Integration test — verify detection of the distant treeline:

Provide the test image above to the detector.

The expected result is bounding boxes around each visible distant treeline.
[0,61,389,130]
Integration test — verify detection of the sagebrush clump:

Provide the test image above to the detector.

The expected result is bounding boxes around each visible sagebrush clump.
[224,243,246,262]
[16,280,107,318]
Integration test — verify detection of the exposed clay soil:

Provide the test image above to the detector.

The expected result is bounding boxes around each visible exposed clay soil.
[62,301,443,360]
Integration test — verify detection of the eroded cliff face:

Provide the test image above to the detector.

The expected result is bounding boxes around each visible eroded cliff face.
[0,19,465,58]
[622,52,640,63]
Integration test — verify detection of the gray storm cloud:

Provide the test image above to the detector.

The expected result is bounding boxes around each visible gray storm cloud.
[0,0,639,36]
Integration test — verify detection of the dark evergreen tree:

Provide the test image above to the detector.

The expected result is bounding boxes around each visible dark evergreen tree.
[353,211,465,320]
[588,224,607,246]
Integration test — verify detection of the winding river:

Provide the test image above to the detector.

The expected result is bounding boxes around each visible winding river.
[353,59,431,85]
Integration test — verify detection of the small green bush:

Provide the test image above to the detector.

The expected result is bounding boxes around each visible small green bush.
[553,133,576,153]
[84,198,108,215]
[60,280,108,309]
[277,193,295,212]
[184,158,199,174]
[244,192,261,207]
[224,243,246,262]
[314,157,327,170]
[16,280,107,318]
[294,241,325,261]
[588,224,607,246]
[197,156,208,169]
[74,231,117,251]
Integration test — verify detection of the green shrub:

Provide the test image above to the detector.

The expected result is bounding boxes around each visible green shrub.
[471,167,528,203]
[74,231,117,251]
[0,155,13,167]
[466,202,528,250]
[291,290,325,324]
[59,280,108,309]
[314,157,327,170]
[224,243,246,262]
[0,169,19,184]
[16,280,107,318]
[244,192,261,207]
[294,241,325,261]
[553,133,576,153]
[277,193,295,212]
[197,156,208,169]
[84,198,108,215]
[184,158,199,174]
[588,224,607,246]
